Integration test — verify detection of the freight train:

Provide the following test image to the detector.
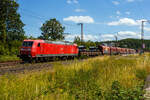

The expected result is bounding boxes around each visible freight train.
[18,40,136,62]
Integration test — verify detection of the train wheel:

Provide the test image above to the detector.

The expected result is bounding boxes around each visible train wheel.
[30,58,36,63]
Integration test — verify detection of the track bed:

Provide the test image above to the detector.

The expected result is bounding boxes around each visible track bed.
[0,59,82,75]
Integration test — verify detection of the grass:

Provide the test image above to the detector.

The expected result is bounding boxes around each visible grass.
[0,54,150,100]
[0,55,20,62]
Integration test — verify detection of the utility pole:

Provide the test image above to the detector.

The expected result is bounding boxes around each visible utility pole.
[78,23,84,42]
[114,35,117,47]
[114,32,118,47]
[141,20,146,53]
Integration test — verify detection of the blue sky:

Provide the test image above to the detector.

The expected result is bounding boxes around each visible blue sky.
[18,0,150,41]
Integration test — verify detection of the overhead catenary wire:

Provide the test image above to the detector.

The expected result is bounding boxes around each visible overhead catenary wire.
[19,8,82,38]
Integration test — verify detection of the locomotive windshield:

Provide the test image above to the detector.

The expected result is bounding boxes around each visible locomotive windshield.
[22,41,33,47]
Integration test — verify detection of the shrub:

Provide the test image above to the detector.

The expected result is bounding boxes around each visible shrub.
[136,69,148,80]
[47,67,102,100]
[105,81,145,100]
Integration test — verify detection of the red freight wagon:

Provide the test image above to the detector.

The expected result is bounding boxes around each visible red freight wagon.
[126,49,130,54]
[122,48,126,54]
[110,47,117,55]
[130,49,136,54]
[99,45,110,55]
[129,49,132,54]
[19,40,78,61]
[116,47,122,54]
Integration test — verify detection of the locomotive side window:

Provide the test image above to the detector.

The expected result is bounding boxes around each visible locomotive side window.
[38,43,40,47]
[22,41,33,47]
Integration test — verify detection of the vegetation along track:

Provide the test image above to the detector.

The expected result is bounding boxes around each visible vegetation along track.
[0,54,133,75]
[0,60,22,67]
[0,59,81,75]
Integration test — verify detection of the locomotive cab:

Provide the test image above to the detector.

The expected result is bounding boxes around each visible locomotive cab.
[19,40,34,60]
[19,40,44,61]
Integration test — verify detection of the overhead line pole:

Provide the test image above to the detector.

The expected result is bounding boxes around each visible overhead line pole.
[141,20,146,53]
[114,35,118,47]
[78,23,84,42]
[114,32,118,47]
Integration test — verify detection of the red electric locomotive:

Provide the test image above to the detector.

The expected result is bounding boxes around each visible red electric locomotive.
[19,40,78,61]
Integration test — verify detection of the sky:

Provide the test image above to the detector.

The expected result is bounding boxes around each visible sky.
[17,0,150,42]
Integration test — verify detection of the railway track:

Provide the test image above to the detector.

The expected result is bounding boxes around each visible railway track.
[0,60,55,75]
[0,59,80,75]
[0,60,22,67]
[0,54,134,75]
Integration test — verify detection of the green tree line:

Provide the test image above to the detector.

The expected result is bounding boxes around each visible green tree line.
[0,0,25,55]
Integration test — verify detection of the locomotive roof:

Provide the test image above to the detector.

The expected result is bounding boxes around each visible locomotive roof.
[44,40,74,45]
[24,40,75,45]
[24,39,44,42]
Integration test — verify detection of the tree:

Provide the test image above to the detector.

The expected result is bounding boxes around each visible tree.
[39,18,65,41]
[74,36,81,45]
[0,0,25,42]
[0,0,25,55]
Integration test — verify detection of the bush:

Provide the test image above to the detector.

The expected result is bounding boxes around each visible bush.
[47,67,102,100]
[8,41,22,55]
[0,40,22,56]
[0,44,5,55]
[136,69,148,80]
[0,43,10,55]
[105,81,145,100]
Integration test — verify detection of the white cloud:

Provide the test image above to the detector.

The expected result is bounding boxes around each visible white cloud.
[100,31,141,41]
[75,9,86,12]
[67,0,71,4]
[67,0,78,4]
[116,11,121,15]
[126,0,143,3]
[100,34,115,41]
[112,1,120,5]
[101,34,115,38]
[143,35,150,40]
[116,16,120,18]
[107,18,141,26]
[125,11,130,15]
[117,31,141,39]
[73,0,78,4]
[144,27,150,31]
[100,32,142,41]
[118,31,138,36]
[63,16,94,23]
[127,0,135,2]
[65,31,147,42]
[65,34,99,42]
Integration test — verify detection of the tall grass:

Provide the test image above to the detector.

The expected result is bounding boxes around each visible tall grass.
[0,55,20,62]
[0,54,150,100]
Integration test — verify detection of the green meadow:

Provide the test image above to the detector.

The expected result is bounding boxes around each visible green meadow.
[0,54,150,100]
